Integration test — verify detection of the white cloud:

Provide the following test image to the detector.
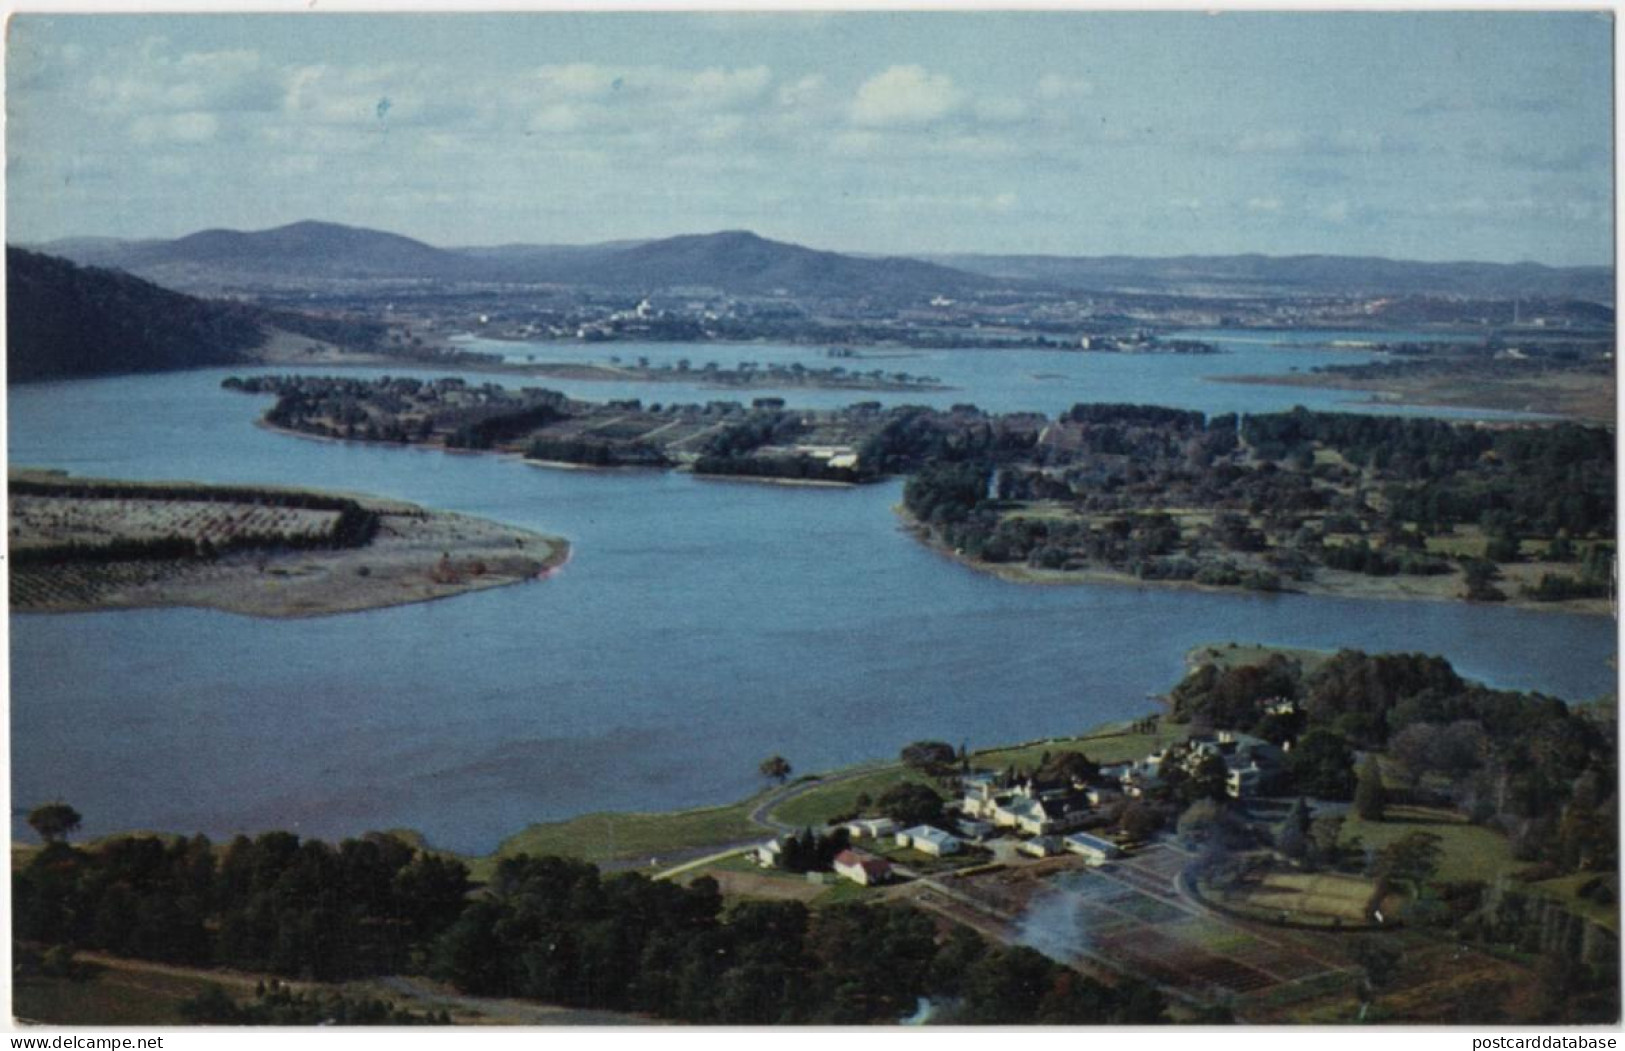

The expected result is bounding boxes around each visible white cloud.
[86,46,281,115]
[1037,73,1093,101]
[777,74,826,108]
[128,111,219,145]
[525,63,772,111]
[851,65,963,127]
[974,97,1029,124]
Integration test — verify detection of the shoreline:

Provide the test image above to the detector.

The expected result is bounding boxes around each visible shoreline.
[1206,371,1612,425]
[10,471,571,620]
[253,345,955,393]
[894,508,1613,618]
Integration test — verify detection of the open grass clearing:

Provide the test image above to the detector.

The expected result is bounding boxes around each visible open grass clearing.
[1339,806,1519,885]
[487,800,764,876]
[1216,871,1379,923]
[13,965,217,1026]
[767,766,935,829]
[1529,872,1620,933]
[973,721,1187,770]
[1185,642,1332,677]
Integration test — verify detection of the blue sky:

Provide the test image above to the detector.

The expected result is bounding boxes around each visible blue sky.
[6,11,1614,264]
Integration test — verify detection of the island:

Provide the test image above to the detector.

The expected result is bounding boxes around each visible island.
[225,376,1614,613]
[9,469,568,618]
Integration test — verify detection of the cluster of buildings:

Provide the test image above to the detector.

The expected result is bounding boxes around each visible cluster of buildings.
[753,729,1288,888]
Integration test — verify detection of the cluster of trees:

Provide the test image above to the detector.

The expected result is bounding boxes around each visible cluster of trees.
[693,453,866,484]
[896,403,1610,607]
[1246,408,1613,541]
[10,480,381,564]
[1168,649,1616,878]
[15,831,471,981]
[858,406,1036,476]
[14,820,1169,1025]
[445,404,568,451]
[774,828,852,874]
[431,854,1166,1024]
[8,248,267,382]
[527,435,669,468]
[700,410,807,459]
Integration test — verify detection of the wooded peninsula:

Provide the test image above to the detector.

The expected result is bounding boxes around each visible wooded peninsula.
[226,376,1614,613]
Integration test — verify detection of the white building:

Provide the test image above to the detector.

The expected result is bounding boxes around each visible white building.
[833,849,893,886]
[896,825,962,856]
[1063,832,1122,866]
[844,817,899,840]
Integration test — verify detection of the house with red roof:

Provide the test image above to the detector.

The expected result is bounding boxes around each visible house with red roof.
[832,849,894,886]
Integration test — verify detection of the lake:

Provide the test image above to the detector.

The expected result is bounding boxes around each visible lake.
[9,338,1613,853]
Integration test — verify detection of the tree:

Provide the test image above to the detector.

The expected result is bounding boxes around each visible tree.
[1310,814,1347,870]
[758,755,792,785]
[27,802,82,844]
[1037,751,1100,786]
[1118,800,1166,842]
[1354,755,1387,821]
[1285,730,1357,800]
[1375,831,1443,893]
[1187,753,1231,803]
[898,741,956,772]
[875,782,945,827]
[1276,798,1313,862]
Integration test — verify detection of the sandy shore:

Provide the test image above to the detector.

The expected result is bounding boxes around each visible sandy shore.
[10,476,570,619]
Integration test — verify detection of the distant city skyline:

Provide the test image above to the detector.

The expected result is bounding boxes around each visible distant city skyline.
[6,11,1614,265]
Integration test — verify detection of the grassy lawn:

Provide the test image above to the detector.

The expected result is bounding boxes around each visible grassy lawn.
[974,721,1187,770]
[812,879,879,907]
[487,800,764,875]
[1185,641,1332,676]
[1339,806,1518,884]
[13,965,223,1026]
[1530,872,1620,933]
[768,766,934,829]
[1424,525,1488,559]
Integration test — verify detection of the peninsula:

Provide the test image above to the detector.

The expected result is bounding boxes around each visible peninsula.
[225,376,1615,613]
[9,469,568,618]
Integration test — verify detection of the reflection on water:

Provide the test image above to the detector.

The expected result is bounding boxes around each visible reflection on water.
[8,338,1611,853]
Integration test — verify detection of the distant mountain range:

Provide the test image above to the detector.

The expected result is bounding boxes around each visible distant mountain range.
[31,220,1615,303]
[926,252,1615,304]
[37,221,994,299]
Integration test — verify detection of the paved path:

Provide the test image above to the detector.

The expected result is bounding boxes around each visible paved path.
[747,762,899,833]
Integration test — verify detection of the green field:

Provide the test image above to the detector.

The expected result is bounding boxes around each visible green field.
[973,722,1186,770]
[1339,806,1518,884]
[767,766,934,828]
[1185,641,1333,676]
[1530,872,1621,933]
[487,800,765,877]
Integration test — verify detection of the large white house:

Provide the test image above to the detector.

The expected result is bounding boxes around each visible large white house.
[833,849,894,886]
[962,778,1091,836]
[895,825,962,856]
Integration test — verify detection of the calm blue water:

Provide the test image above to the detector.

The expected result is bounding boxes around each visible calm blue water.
[446,330,1534,420]
[9,341,1612,853]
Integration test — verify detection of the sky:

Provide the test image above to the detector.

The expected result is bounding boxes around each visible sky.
[5,11,1615,264]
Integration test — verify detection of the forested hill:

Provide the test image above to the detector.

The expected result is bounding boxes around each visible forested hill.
[7,247,269,382]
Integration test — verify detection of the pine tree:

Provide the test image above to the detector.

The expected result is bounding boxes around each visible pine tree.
[1354,754,1387,821]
